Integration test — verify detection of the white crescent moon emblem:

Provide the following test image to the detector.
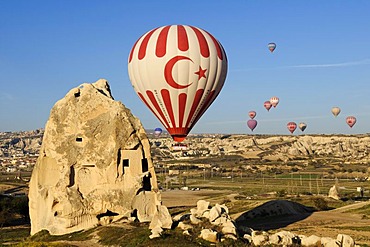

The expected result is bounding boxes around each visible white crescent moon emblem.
[164,55,193,89]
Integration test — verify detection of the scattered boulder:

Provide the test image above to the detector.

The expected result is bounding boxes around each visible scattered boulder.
[321,237,339,247]
[177,222,192,231]
[209,203,226,222]
[337,234,355,247]
[195,200,210,217]
[175,200,357,246]
[251,231,269,246]
[149,205,173,230]
[199,229,218,243]
[269,231,299,246]
[212,215,230,226]
[222,221,237,236]
[149,226,163,239]
[190,214,202,224]
[300,235,322,247]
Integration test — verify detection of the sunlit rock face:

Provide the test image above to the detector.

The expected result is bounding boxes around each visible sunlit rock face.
[29,79,159,235]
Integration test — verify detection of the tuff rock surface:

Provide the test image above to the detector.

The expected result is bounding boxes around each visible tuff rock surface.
[29,79,160,235]
[328,184,341,200]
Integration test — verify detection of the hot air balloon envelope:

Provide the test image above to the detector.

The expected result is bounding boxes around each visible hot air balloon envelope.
[299,122,307,132]
[270,96,279,108]
[248,111,256,119]
[268,42,276,52]
[346,116,356,128]
[247,119,257,131]
[264,101,272,111]
[331,107,341,117]
[128,25,228,142]
[154,127,162,137]
[287,122,297,134]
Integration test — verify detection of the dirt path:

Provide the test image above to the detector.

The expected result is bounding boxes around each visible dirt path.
[331,200,370,212]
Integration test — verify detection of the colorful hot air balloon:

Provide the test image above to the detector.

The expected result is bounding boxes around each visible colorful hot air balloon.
[298,122,307,132]
[248,111,256,119]
[346,116,356,128]
[287,122,297,134]
[154,127,162,137]
[128,25,228,142]
[264,101,272,111]
[247,119,257,131]
[331,107,341,117]
[270,96,279,108]
[268,42,276,52]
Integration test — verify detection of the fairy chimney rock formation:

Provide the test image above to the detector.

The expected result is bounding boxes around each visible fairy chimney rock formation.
[328,185,340,200]
[29,79,159,235]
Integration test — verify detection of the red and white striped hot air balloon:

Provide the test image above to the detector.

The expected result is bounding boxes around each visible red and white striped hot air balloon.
[128,25,228,142]
[264,101,272,111]
[270,96,279,108]
[248,110,256,119]
[287,122,297,134]
[346,116,356,128]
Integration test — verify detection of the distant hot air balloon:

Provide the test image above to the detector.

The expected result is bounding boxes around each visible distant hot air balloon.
[248,111,256,119]
[298,122,307,132]
[268,42,276,53]
[270,96,279,108]
[287,122,297,134]
[128,25,228,142]
[247,119,257,131]
[331,107,341,117]
[346,116,356,128]
[154,127,162,137]
[264,101,272,111]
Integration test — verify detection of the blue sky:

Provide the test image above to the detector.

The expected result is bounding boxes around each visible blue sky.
[1,0,370,135]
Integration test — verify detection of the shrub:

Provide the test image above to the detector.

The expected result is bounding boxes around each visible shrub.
[312,197,329,211]
[276,189,287,198]
[0,195,29,226]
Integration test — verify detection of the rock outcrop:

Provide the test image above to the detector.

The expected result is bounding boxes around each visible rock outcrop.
[29,79,160,235]
[154,133,370,165]
[328,185,340,200]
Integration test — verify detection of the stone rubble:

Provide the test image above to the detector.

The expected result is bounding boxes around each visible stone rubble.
[170,199,358,246]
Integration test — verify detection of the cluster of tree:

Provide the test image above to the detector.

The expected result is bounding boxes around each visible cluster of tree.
[0,195,29,227]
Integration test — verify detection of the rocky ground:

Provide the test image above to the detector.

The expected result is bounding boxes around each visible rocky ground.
[161,189,370,246]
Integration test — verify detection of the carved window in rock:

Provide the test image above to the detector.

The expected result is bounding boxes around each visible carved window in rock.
[143,172,151,191]
[68,165,75,187]
[76,137,83,142]
[82,164,95,167]
[141,158,148,172]
[122,159,129,174]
